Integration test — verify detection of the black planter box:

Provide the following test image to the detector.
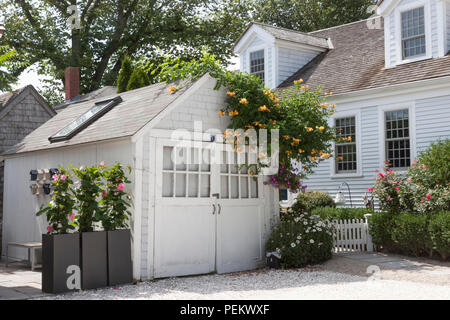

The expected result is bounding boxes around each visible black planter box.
[42,233,80,294]
[266,252,281,269]
[81,231,108,290]
[107,229,132,286]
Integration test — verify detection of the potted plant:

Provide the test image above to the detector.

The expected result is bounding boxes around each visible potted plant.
[37,168,79,294]
[72,164,108,290]
[100,162,133,286]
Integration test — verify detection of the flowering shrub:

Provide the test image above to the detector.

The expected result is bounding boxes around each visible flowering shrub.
[100,162,132,231]
[37,168,76,234]
[264,163,306,192]
[266,210,334,268]
[37,162,132,234]
[151,52,336,184]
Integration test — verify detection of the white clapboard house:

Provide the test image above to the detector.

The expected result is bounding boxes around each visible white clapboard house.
[233,0,450,207]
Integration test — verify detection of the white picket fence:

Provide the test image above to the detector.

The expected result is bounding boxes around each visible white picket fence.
[331,214,374,252]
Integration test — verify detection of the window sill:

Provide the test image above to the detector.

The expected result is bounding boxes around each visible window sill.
[396,54,431,66]
[331,173,363,179]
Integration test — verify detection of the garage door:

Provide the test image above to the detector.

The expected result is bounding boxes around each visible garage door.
[153,139,264,278]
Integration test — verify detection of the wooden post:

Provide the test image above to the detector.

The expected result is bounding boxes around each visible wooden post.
[364,214,374,252]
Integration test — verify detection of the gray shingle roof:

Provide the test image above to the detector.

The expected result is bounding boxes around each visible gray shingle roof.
[233,22,330,51]
[278,18,450,94]
[0,86,28,110]
[4,80,192,155]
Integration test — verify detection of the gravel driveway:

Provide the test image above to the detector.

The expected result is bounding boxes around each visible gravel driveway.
[39,269,450,300]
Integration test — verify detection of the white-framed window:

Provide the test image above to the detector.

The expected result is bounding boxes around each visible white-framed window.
[335,117,357,173]
[249,49,265,82]
[401,6,425,59]
[384,109,411,169]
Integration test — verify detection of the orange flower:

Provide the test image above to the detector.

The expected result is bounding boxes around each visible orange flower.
[218,110,225,116]
[305,126,313,132]
[169,85,176,93]
[301,85,310,90]
[298,149,305,153]
[258,105,270,112]
[292,138,301,144]
[294,78,304,85]
[319,126,325,131]
[320,103,328,108]
[228,110,239,116]
[227,91,236,97]
[285,150,292,155]
[239,98,248,104]
[271,119,277,125]
[283,135,290,140]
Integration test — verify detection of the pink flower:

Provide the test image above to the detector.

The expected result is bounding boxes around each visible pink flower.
[426,194,431,200]
[368,188,374,192]
[47,226,53,233]
[100,161,105,167]
[386,197,392,201]
[60,174,67,181]
[117,183,125,191]
[52,174,59,181]
[387,170,393,174]
[395,187,400,191]
[69,213,75,220]
[378,173,385,178]
[101,190,107,198]
[407,177,412,182]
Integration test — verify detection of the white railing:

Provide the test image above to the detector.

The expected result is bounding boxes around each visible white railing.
[332,214,373,252]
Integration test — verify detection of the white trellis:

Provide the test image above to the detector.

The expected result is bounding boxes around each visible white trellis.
[332,214,374,252]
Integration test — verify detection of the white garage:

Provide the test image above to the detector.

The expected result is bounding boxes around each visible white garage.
[1,74,279,280]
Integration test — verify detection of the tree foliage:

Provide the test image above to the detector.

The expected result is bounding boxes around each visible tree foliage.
[117,56,133,93]
[126,67,149,91]
[0,0,252,95]
[254,0,377,32]
[0,46,23,92]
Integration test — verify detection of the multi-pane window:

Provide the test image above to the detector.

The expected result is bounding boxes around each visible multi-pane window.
[385,109,411,168]
[401,7,426,59]
[250,50,265,82]
[220,148,259,199]
[335,117,357,173]
[162,147,211,198]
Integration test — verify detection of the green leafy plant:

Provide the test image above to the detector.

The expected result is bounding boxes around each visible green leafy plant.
[117,56,133,93]
[37,167,76,234]
[312,207,373,221]
[289,191,335,217]
[126,67,150,91]
[369,211,398,252]
[429,211,450,260]
[391,213,432,257]
[100,162,132,231]
[266,210,334,268]
[71,164,104,233]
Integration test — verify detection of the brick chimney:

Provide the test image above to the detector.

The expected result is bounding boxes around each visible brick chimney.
[65,67,80,101]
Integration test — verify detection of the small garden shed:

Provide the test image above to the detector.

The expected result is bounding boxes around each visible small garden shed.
[1,74,279,280]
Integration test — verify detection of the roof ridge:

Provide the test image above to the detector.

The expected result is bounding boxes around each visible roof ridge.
[309,17,376,34]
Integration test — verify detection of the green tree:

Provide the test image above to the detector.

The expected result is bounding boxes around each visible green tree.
[0,46,20,91]
[254,0,376,32]
[117,56,133,93]
[0,0,253,95]
[126,67,149,91]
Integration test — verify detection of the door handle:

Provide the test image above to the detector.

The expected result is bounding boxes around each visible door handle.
[212,204,216,215]
[218,204,221,215]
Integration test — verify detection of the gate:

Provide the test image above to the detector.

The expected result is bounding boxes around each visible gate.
[331,214,374,252]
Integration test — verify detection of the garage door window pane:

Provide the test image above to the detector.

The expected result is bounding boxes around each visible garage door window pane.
[162,173,173,197]
[230,176,239,199]
[240,177,249,198]
[188,174,199,197]
[175,173,186,197]
[200,175,210,197]
[176,147,187,171]
[163,147,174,170]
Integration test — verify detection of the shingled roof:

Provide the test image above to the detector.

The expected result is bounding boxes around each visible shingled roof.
[4,79,193,155]
[0,86,28,110]
[278,18,450,94]
[233,22,330,51]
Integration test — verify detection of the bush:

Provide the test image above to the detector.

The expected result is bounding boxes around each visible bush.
[391,213,432,257]
[312,207,373,221]
[416,139,450,187]
[429,211,450,260]
[369,211,397,252]
[126,67,150,91]
[292,191,335,214]
[266,210,334,268]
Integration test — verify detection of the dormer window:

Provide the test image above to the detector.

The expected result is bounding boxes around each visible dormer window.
[401,7,425,59]
[249,50,265,82]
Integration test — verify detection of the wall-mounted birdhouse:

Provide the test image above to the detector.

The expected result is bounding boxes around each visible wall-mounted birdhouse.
[43,183,51,195]
[37,169,44,181]
[30,170,38,181]
[43,169,51,181]
[49,168,59,177]
[30,184,39,195]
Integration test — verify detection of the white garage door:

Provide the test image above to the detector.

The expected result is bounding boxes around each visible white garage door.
[154,139,265,278]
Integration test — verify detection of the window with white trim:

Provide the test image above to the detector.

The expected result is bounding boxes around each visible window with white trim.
[249,50,264,82]
[401,7,425,59]
[335,117,357,173]
[385,109,411,168]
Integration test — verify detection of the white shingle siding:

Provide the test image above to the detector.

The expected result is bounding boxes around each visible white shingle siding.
[277,48,316,86]
[447,2,450,51]
[155,80,228,133]
[415,94,450,153]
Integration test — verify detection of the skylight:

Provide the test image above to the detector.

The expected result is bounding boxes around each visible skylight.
[49,96,122,143]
